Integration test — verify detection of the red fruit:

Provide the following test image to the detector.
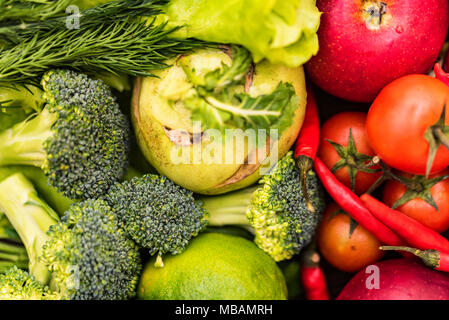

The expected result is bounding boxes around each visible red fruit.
[382,170,449,233]
[366,74,449,176]
[337,259,449,300]
[318,112,381,195]
[306,0,449,102]
[317,202,384,273]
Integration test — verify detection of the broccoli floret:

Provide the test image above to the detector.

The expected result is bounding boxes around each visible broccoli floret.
[0,173,140,299]
[103,152,324,264]
[0,173,58,284]
[201,151,325,261]
[0,266,60,300]
[41,199,141,300]
[104,174,208,267]
[0,70,130,199]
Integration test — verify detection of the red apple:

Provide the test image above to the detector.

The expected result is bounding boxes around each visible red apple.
[306,0,449,102]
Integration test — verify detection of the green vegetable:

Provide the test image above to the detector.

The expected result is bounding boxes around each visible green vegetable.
[0,70,130,200]
[0,212,20,242]
[0,212,28,272]
[104,174,209,266]
[0,221,28,274]
[104,152,325,263]
[0,173,58,284]
[0,84,44,131]
[160,0,321,67]
[0,212,27,273]
[41,199,141,300]
[0,0,71,24]
[180,46,299,133]
[138,233,288,300]
[202,151,325,261]
[0,166,74,215]
[0,0,205,85]
[0,173,141,300]
[132,47,307,195]
[0,266,60,300]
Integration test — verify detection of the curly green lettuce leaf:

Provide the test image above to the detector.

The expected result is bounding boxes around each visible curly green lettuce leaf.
[160,0,321,67]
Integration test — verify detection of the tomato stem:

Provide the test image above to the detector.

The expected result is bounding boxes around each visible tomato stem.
[366,158,423,194]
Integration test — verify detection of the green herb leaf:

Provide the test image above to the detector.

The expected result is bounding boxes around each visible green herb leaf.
[184,82,298,134]
[0,0,206,85]
[202,46,252,92]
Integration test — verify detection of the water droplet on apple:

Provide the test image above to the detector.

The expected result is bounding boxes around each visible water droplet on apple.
[395,25,404,34]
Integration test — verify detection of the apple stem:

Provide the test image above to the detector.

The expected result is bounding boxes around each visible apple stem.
[363,1,388,29]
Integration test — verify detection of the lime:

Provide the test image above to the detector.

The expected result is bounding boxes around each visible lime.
[137,233,288,300]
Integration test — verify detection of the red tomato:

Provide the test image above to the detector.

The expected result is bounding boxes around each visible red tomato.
[366,74,449,175]
[318,112,381,195]
[382,170,449,233]
[317,202,384,273]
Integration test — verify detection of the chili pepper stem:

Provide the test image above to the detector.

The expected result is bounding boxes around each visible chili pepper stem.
[296,155,315,213]
[380,246,440,269]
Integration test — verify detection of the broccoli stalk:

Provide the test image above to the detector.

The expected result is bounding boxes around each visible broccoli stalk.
[202,186,256,232]
[0,173,58,284]
[0,240,28,273]
[0,212,28,273]
[104,152,325,264]
[0,69,130,200]
[200,151,325,261]
[0,108,57,166]
[0,166,74,215]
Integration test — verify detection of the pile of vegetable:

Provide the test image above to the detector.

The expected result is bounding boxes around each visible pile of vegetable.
[1,0,449,301]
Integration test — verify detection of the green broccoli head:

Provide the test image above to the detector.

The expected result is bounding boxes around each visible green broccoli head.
[40,199,141,300]
[202,151,325,262]
[104,174,209,266]
[0,69,130,199]
[0,266,60,300]
[247,151,325,261]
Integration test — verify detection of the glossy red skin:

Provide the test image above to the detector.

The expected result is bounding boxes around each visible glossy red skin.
[337,259,449,300]
[306,0,449,102]
[318,112,381,195]
[382,170,449,233]
[366,74,449,175]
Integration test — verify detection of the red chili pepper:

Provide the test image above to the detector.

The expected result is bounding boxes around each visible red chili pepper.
[314,157,404,246]
[361,194,449,253]
[380,246,449,272]
[295,85,320,212]
[434,63,449,87]
[301,246,329,300]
